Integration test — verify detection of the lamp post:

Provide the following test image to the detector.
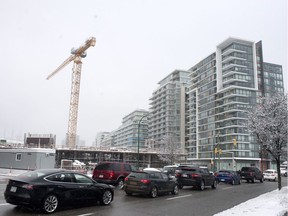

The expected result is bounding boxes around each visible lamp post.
[137,114,148,169]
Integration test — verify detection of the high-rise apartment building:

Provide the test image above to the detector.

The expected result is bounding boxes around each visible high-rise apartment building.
[113,109,149,149]
[149,70,190,153]
[186,37,284,170]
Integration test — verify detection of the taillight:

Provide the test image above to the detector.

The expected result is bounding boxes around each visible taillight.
[175,173,181,177]
[191,174,200,178]
[124,177,129,181]
[214,173,218,176]
[140,179,151,184]
[22,184,33,190]
[108,171,114,179]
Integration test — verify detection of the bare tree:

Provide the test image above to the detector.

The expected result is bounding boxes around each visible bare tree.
[247,93,287,190]
[156,135,181,165]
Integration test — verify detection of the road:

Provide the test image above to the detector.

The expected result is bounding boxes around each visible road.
[0,176,286,216]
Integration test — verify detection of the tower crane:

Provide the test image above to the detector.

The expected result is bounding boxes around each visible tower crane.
[46,37,96,149]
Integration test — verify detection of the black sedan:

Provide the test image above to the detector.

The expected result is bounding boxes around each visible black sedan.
[4,169,114,213]
[214,170,241,185]
[123,170,179,198]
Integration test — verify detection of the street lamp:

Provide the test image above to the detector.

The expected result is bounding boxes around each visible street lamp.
[137,114,148,169]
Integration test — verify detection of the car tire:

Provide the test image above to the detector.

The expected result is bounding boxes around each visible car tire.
[251,177,256,183]
[199,180,205,191]
[100,190,113,205]
[172,185,179,195]
[211,180,217,189]
[178,184,183,189]
[231,179,235,185]
[260,177,264,183]
[117,178,124,190]
[125,191,132,196]
[43,194,59,214]
[150,187,158,198]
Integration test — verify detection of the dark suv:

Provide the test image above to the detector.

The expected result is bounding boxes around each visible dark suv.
[240,167,264,183]
[92,162,136,189]
[176,166,217,191]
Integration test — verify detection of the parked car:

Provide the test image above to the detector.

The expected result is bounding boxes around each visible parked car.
[92,162,136,189]
[4,169,114,214]
[176,166,217,191]
[214,170,241,185]
[163,165,178,176]
[240,167,264,183]
[280,164,287,177]
[124,170,179,198]
[263,169,278,181]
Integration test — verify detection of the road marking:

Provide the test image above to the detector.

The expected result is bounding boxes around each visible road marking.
[77,213,94,216]
[221,186,234,190]
[166,194,192,200]
[0,203,10,206]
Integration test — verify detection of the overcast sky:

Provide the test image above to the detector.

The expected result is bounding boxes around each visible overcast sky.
[0,0,287,146]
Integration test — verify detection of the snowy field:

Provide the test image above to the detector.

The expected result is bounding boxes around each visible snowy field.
[215,186,288,216]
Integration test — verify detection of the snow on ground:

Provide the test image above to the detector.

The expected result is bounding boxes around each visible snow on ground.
[214,186,288,216]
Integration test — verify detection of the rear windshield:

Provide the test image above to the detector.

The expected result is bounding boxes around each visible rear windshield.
[95,163,114,170]
[128,172,148,179]
[241,167,253,172]
[182,168,198,174]
[18,170,48,180]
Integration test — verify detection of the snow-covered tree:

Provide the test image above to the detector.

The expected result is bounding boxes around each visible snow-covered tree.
[156,135,181,165]
[247,93,287,190]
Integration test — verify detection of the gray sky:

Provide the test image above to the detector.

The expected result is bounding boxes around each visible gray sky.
[0,0,287,146]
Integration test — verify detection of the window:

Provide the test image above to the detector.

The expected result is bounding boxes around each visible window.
[74,173,93,183]
[124,164,131,171]
[16,153,22,161]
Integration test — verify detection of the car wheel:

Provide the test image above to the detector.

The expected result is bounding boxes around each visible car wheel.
[251,177,256,183]
[117,178,124,189]
[231,179,235,185]
[199,180,205,191]
[43,194,58,214]
[178,184,183,189]
[100,190,113,205]
[150,187,158,198]
[172,185,179,195]
[211,180,217,189]
[247,179,250,183]
[260,177,264,183]
[125,191,132,196]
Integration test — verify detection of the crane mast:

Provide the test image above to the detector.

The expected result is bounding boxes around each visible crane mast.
[47,37,96,149]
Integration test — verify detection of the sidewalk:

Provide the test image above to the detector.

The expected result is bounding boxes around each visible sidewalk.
[0,168,28,177]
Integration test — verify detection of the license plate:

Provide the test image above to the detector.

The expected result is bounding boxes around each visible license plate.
[99,175,103,178]
[182,174,188,177]
[220,179,225,181]
[10,186,17,192]
[130,182,137,185]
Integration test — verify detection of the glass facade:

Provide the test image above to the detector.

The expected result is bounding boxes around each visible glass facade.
[148,70,190,152]
[185,38,284,170]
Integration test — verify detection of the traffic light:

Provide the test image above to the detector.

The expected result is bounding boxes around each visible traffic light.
[219,149,222,154]
[214,148,218,154]
[233,139,237,146]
